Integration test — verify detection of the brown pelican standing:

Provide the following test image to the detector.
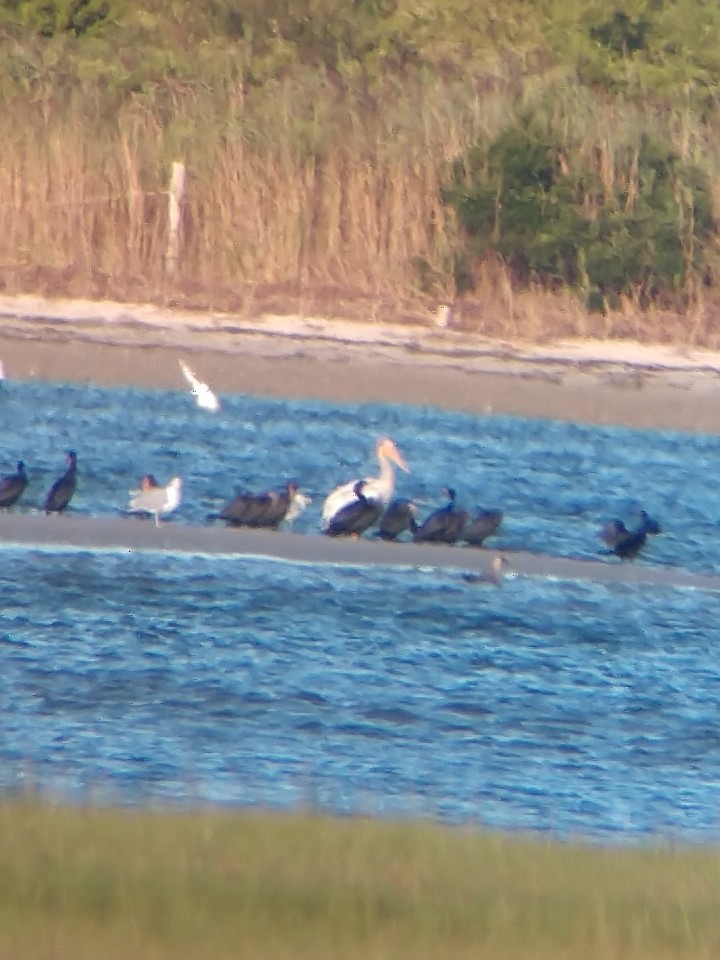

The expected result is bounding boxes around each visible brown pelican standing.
[325,480,384,537]
[462,509,503,547]
[208,490,264,527]
[413,487,468,545]
[376,498,419,541]
[322,437,409,532]
[44,450,77,515]
[209,481,310,529]
[248,481,307,529]
[0,461,27,509]
[128,476,182,527]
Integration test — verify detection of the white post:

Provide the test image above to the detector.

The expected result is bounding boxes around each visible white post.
[165,160,186,279]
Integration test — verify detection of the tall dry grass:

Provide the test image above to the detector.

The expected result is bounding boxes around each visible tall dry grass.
[2,72,720,344]
[1,800,719,960]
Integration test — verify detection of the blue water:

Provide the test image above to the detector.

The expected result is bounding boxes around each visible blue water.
[1,379,720,844]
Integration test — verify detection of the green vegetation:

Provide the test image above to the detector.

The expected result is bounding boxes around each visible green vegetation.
[1,1,720,342]
[1,800,719,959]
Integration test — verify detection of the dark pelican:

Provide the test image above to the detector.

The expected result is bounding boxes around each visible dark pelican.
[462,509,502,547]
[376,498,419,541]
[210,481,309,529]
[0,461,28,509]
[247,481,304,529]
[322,437,409,532]
[325,480,384,537]
[599,518,629,549]
[208,489,265,527]
[44,450,77,515]
[599,510,661,561]
[413,487,468,545]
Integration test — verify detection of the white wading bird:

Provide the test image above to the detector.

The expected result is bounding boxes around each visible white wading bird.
[128,476,183,527]
[178,359,220,412]
[322,436,409,532]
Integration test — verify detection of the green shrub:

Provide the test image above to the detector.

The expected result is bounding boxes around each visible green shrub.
[0,0,116,37]
[444,124,716,309]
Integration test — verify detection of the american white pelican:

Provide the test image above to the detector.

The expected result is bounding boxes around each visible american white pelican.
[178,359,220,412]
[44,450,77,515]
[128,476,182,527]
[322,437,409,531]
[325,480,384,537]
[0,461,27,509]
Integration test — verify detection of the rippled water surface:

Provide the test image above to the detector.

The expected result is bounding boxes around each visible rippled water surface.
[1,378,720,843]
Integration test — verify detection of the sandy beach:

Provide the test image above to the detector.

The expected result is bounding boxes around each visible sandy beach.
[1,293,720,433]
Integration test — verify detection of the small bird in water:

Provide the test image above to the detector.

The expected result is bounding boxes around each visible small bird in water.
[599,510,661,561]
[178,359,220,412]
[0,461,28,509]
[44,450,77,515]
[461,555,509,586]
[128,476,182,527]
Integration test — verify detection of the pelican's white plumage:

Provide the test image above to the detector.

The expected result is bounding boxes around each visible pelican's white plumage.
[178,359,220,411]
[322,437,409,530]
[128,476,182,527]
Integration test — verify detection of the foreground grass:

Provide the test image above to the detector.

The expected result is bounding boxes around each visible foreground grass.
[1,802,719,959]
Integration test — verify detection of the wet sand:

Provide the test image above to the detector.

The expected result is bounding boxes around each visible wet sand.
[2,512,718,591]
[1,294,720,431]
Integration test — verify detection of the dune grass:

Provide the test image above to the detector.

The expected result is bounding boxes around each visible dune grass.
[3,3,720,342]
[1,800,719,959]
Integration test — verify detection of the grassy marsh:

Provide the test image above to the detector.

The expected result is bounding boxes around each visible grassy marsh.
[2,801,719,959]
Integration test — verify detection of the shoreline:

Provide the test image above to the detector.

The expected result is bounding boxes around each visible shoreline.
[1,293,720,432]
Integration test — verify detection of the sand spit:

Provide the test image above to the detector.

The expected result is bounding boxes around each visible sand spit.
[0,294,720,431]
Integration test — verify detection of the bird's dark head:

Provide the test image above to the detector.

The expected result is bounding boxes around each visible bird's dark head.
[444,487,457,501]
[639,510,661,534]
[67,450,77,464]
[17,461,24,470]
